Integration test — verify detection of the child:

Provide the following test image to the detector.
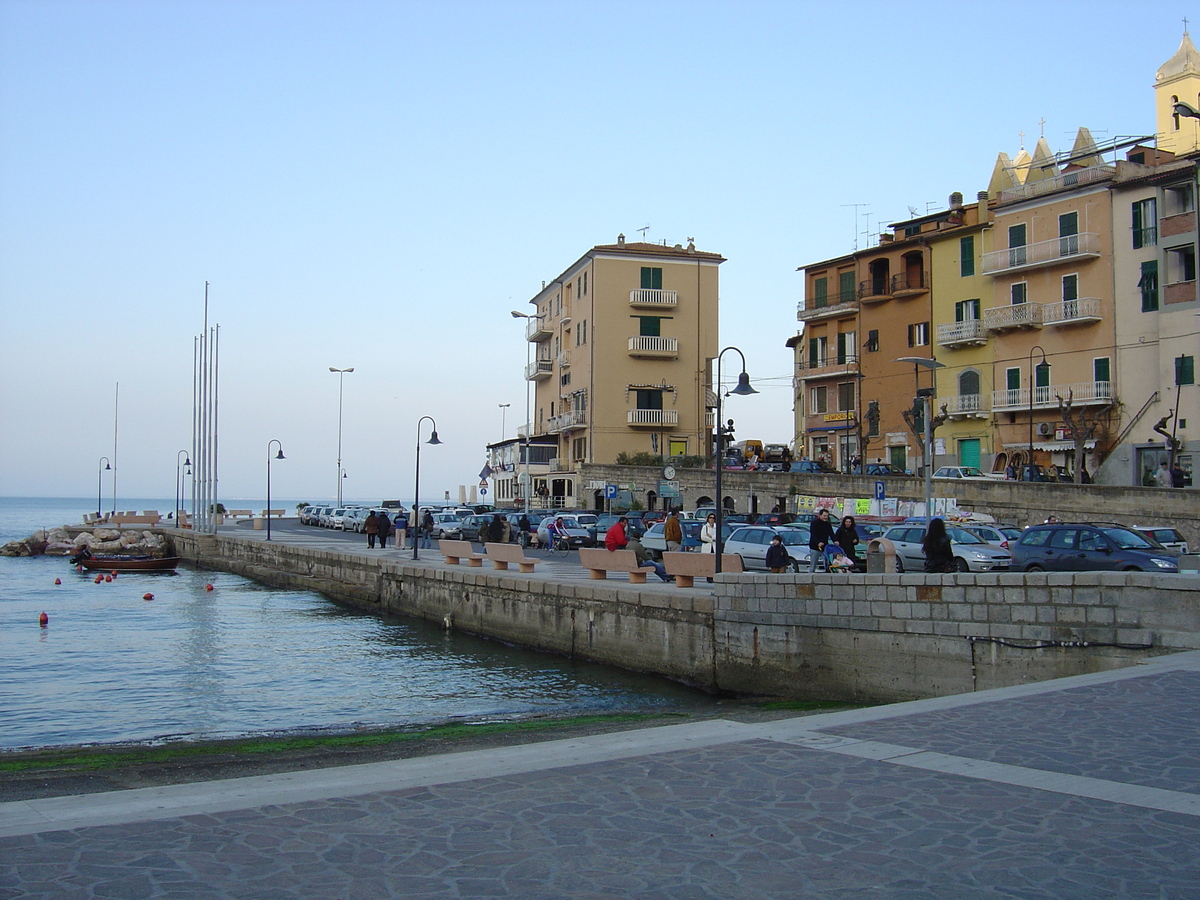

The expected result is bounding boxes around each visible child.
[765,534,792,574]
[825,542,854,573]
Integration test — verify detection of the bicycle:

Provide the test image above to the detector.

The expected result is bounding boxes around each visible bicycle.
[547,534,572,557]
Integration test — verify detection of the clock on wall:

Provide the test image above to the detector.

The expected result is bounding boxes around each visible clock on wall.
[661,464,676,480]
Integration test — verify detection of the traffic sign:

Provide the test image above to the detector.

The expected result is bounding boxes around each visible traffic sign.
[874,480,886,501]
[479,487,487,495]
[604,484,618,499]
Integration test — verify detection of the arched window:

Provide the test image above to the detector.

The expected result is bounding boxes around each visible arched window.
[959,369,981,396]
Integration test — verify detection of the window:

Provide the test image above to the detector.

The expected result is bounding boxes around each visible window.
[560,373,571,386]
[1034,361,1051,403]
[1093,357,1110,384]
[1140,260,1159,311]
[1008,223,1027,267]
[582,271,587,296]
[954,298,981,321]
[572,436,587,460]
[1133,198,1157,248]
[1166,245,1197,284]
[907,322,929,347]
[638,316,661,337]
[808,336,827,368]
[640,267,662,290]
[635,389,663,410]
[904,224,921,237]
[1006,367,1021,391]
[1062,274,1079,318]
[1011,282,1027,305]
[838,271,855,303]
[837,382,856,412]
[1165,183,1195,216]
[810,385,828,414]
[865,330,879,352]
[812,277,828,308]
[1177,355,1196,386]
[1059,212,1079,256]
[959,236,975,277]
[958,370,980,396]
[580,320,587,344]
[836,331,855,364]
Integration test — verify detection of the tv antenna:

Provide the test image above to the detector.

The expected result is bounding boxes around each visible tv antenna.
[637,225,650,241]
[840,204,869,251]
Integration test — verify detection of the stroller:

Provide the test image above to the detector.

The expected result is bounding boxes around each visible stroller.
[824,543,855,574]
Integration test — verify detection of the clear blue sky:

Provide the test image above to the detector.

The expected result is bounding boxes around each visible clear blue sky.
[0,0,1180,502]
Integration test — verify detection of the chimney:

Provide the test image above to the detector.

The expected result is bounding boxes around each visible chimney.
[949,192,963,210]
[617,233,625,246]
[879,233,894,243]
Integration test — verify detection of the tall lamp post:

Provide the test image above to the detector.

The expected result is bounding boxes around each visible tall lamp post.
[713,347,758,573]
[175,450,191,524]
[329,367,354,506]
[896,356,946,525]
[510,311,545,513]
[498,403,510,441]
[413,416,443,560]
[1027,346,1048,482]
[266,440,285,541]
[96,457,111,519]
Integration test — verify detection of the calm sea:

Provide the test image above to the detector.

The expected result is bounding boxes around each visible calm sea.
[0,497,719,751]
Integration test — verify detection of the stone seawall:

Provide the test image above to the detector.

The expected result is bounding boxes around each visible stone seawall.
[171,530,1200,703]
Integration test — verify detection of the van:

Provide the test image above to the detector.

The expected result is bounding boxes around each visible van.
[729,440,764,463]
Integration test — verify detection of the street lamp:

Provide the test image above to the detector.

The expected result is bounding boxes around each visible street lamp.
[714,347,758,573]
[175,450,192,525]
[1027,346,1048,482]
[498,403,510,441]
[896,356,946,524]
[329,367,354,506]
[511,310,545,513]
[413,416,443,560]
[266,440,285,541]
[96,457,111,519]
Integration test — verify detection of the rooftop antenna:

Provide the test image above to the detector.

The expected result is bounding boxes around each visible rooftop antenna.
[907,205,919,218]
[840,203,868,251]
[637,225,649,241]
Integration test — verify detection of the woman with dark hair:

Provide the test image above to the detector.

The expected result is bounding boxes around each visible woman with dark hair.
[834,515,861,570]
[922,517,956,573]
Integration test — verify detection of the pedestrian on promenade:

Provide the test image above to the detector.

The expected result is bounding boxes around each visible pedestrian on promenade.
[765,534,793,574]
[1155,462,1172,488]
[395,509,409,550]
[922,517,956,573]
[518,513,531,547]
[808,508,835,572]
[627,535,671,582]
[487,514,506,544]
[605,516,629,552]
[377,510,391,549]
[364,511,379,549]
[834,515,861,571]
[663,510,683,552]
[1171,463,1186,488]
[699,513,718,553]
[421,510,434,548]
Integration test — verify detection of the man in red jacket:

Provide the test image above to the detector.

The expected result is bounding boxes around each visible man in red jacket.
[604,516,629,552]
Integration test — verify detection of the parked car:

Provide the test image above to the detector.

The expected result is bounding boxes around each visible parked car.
[791,459,839,474]
[932,466,995,481]
[853,462,908,477]
[1133,526,1189,554]
[299,506,321,526]
[724,525,813,571]
[595,513,646,540]
[642,520,733,558]
[460,514,494,542]
[341,507,372,532]
[1013,523,1180,573]
[881,524,1012,573]
[536,515,594,548]
[962,523,1023,551]
[429,513,464,539]
[317,507,339,528]
[326,508,349,530]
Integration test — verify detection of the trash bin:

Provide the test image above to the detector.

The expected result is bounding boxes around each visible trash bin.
[253,517,264,530]
[866,538,896,574]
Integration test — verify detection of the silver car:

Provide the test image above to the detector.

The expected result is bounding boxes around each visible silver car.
[724,525,812,571]
[962,523,1023,552]
[429,513,464,539]
[881,524,1011,573]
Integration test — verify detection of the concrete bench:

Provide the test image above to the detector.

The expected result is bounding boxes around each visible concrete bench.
[226,509,254,519]
[578,547,650,583]
[485,542,539,574]
[260,509,285,518]
[662,552,744,588]
[439,539,485,567]
[105,514,161,526]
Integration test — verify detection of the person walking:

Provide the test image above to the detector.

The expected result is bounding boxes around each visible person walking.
[663,510,683,553]
[922,517,956,573]
[604,516,629,552]
[1170,463,1186,488]
[377,510,391,549]
[834,515,862,571]
[487,514,506,544]
[627,535,671,582]
[781,446,793,473]
[765,534,793,574]
[699,513,718,554]
[364,510,379,549]
[1155,462,1172,488]
[808,508,835,571]
[395,509,409,550]
[518,513,532,548]
[421,510,434,548]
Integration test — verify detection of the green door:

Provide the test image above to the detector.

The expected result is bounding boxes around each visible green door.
[890,446,908,471]
[959,439,981,469]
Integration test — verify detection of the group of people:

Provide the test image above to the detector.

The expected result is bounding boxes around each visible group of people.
[1153,461,1188,488]
[603,515,672,582]
[362,509,436,550]
[805,509,861,573]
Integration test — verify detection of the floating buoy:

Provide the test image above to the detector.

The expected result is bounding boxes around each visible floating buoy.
[143,592,154,601]
[110,570,118,578]
[76,565,84,573]
[205,583,214,592]
[94,575,103,584]
[54,578,61,585]
[39,612,48,627]
[104,575,113,583]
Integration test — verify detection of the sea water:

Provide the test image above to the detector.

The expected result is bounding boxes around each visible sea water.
[0,497,719,751]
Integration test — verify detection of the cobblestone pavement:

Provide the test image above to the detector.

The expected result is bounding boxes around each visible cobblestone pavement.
[3,652,1199,899]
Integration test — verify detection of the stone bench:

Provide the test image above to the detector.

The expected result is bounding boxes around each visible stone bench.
[578,547,650,583]
[439,539,485,567]
[104,514,161,526]
[485,542,539,574]
[662,551,744,588]
[260,509,285,518]
[226,509,254,519]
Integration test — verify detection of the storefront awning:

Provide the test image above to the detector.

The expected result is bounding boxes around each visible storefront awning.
[807,423,854,432]
[1005,440,1097,451]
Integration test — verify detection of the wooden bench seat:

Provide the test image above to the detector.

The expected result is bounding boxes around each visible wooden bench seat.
[578,547,650,583]
[485,542,539,574]
[662,551,744,588]
[439,539,485,567]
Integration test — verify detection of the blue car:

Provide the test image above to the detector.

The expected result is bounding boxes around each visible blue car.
[1013,522,1180,573]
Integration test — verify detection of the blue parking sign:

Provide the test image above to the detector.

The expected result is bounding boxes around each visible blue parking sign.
[604,484,619,499]
[874,480,886,501]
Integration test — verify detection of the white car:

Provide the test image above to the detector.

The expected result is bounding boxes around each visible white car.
[326,508,349,530]
[724,525,813,571]
[536,516,593,549]
[1134,527,1189,553]
[881,524,1011,572]
[962,523,1024,552]
[932,466,995,481]
[429,513,464,539]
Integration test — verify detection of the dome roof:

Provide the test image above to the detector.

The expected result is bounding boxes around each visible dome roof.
[1156,31,1200,82]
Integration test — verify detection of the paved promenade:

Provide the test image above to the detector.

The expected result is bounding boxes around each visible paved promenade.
[3,649,1198,898]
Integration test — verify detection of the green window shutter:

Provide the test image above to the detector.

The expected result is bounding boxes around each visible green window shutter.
[1132,201,1144,250]
[1006,368,1021,391]
[813,277,828,307]
[640,267,663,290]
[839,272,855,303]
[1062,274,1078,302]
[836,332,847,364]
[1059,212,1078,236]
[808,337,818,368]
[639,317,661,337]
[1140,261,1159,312]
[1009,224,1026,246]
[1035,363,1050,388]
[1177,355,1195,386]
[960,236,975,277]
[1093,357,1110,383]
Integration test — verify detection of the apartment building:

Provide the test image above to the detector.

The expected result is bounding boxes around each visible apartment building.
[502,236,722,509]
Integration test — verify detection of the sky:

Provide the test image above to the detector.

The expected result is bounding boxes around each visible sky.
[0,0,1185,503]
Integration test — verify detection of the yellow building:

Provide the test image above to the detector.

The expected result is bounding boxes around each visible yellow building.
[514,236,723,509]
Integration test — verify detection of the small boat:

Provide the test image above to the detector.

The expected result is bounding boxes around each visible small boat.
[70,550,180,572]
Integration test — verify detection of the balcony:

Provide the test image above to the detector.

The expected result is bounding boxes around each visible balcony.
[858,280,892,303]
[525,358,553,380]
[890,271,929,298]
[991,381,1114,413]
[942,394,989,419]
[547,409,586,433]
[627,409,679,427]
[629,288,678,308]
[1042,297,1102,327]
[526,317,551,341]
[797,296,857,323]
[984,302,1043,332]
[794,356,859,380]
[981,232,1101,275]
[628,336,679,358]
[557,351,571,368]
[936,319,989,348]
[996,164,1114,206]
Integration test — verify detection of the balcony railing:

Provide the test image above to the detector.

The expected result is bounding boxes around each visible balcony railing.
[936,319,989,348]
[794,356,859,379]
[797,296,857,322]
[557,351,571,368]
[942,394,989,418]
[1042,296,1102,326]
[996,164,1114,206]
[546,409,586,433]
[984,302,1043,331]
[858,280,892,303]
[525,358,553,380]
[628,336,679,358]
[890,271,928,296]
[629,289,678,308]
[981,232,1101,275]
[627,409,679,427]
[992,381,1114,412]
[526,316,552,341]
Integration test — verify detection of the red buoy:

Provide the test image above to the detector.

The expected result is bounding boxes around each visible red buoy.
[110,570,118,578]
[39,612,48,627]
[143,592,154,601]
[205,583,214,592]
[104,575,113,583]
[54,578,61,585]
[94,575,103,584]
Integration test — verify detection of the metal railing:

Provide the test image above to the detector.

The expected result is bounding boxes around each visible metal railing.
[984,302,1044,331]
[935,319,988,346]
[943,394,989,416]
[996,165,1114,205]
[797,297,857,321]
[981,232,1101,275]
[629,288,678,307]
[524,358,553,380]
[547,409,586,432]
[526,317,551,341]
[858,279,891,301]
[891,271,928,293]
[1042,296,1102,326]
[992,381,1114,412]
